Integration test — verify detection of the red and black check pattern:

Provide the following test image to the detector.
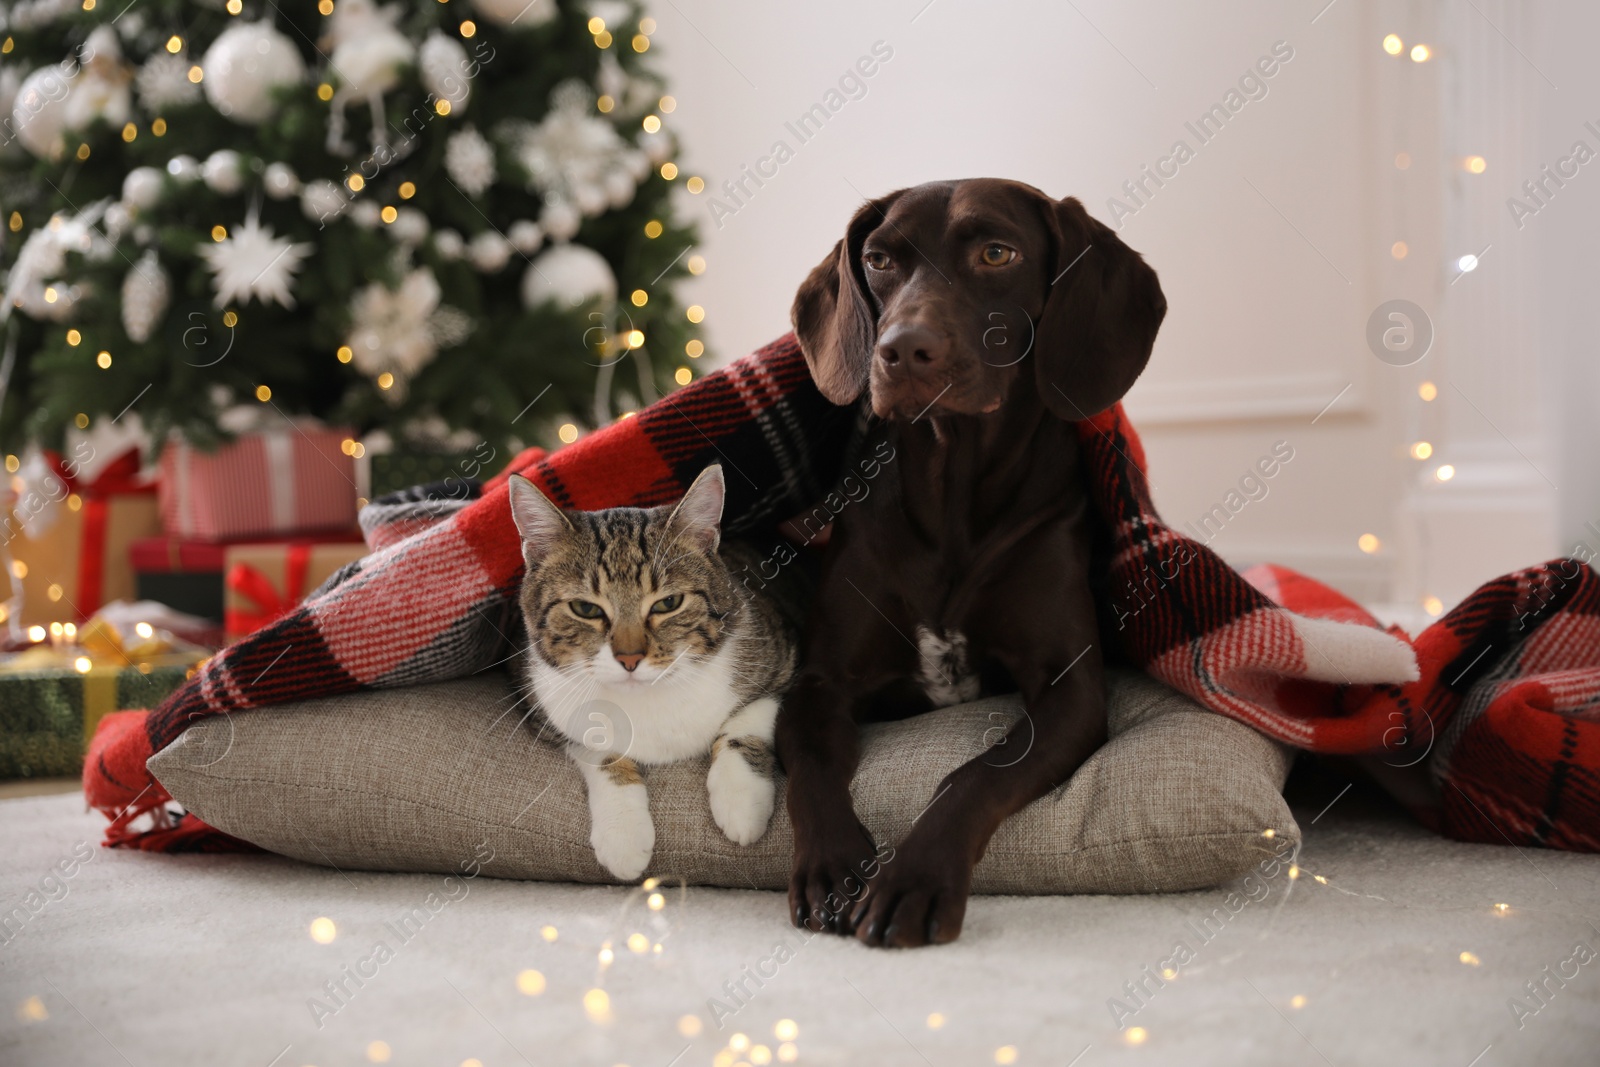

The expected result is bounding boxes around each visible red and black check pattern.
[84,334,1600,854]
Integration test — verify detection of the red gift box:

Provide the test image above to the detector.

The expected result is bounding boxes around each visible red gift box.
[223,539,367,643]
[158,425,358,542]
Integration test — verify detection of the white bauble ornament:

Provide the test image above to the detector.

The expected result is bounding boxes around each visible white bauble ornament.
[419,32,471,111]
[540,198,580,243]
[12,65,74,160]
[389,207,429,244]
[433,229,465,260]
[263,162,300,199]
[468,231,512,273]
[136,52,200,111]
[203,149,246,195]
[508,220,543,255]
[444,127,496,198]
[521,244,616,309]
[350,201,381,229]
[201,22,307,123]
[122,166,164,211]
[470,0,557,28]
[300,179,347,223]
[166,155,201,182]
[573,182,608,217]
[604,170,636,209]
[121,251,171,344]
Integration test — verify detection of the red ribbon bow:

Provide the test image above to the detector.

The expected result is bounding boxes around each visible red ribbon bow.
[224,543,312,638]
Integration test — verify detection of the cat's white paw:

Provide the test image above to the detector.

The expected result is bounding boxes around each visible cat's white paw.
[708,753,775,846]
[590,788,654,881]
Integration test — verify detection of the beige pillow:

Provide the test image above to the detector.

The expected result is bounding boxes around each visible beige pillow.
[149,669,1299,894]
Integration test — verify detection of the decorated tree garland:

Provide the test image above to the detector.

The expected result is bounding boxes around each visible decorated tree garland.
[0,0,703,455]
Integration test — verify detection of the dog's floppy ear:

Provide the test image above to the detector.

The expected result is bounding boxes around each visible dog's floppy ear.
[790,192,902,404]
[1034,196,1166,420]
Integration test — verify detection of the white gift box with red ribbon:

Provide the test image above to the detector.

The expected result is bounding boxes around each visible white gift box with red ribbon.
[157,419,358,541]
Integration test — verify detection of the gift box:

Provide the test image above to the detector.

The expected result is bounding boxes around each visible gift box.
[0,618,208,780]
[5,449,162,626]
[131,530,363,623]
[223,540,368,643]
[158,424,358,541]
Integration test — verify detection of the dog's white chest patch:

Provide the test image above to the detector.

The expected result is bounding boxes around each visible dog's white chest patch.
[915,625,982,708]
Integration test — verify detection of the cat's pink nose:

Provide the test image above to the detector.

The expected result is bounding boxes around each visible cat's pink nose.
[615,652,644,672]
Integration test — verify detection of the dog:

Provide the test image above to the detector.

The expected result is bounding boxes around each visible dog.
[776,178,1166,947]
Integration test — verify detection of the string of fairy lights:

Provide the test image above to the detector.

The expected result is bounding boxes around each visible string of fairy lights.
[1354,29,1487,621]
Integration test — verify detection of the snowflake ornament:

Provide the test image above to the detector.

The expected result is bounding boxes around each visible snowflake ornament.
[200,215,313,308]
[346,268,470,400]
[504,80,646,217]
[136,53,201,112]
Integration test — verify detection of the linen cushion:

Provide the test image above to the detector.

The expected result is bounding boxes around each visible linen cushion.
[148,668,1299,894]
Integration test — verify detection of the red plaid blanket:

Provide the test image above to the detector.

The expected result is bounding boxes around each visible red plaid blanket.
[84,333,1600,852]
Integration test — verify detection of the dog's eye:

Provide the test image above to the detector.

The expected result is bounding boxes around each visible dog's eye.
[863,250,891,271]
[649,594,683,615]
[569,599,606,620]
[980,244,1018,266]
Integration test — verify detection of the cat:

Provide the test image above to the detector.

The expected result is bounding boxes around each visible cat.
[508,464,802,881]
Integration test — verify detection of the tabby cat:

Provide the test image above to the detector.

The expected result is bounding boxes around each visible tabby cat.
[508,465,800,881]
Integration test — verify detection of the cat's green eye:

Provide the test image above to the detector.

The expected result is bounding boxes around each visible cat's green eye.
[650,594,683,615]
[569,599,605,620]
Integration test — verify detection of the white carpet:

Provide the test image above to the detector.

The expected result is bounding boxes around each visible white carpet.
[3,777,1598,1067]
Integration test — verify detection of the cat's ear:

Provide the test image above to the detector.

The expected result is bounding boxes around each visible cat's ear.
[508,474,571,568]
[666,464,725,553]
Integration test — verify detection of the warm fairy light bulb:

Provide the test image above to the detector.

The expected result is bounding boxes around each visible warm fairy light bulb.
[1465,155,1487,174]
[1457,254,1479,273]
[558,423,579,444]
[1391,241,1408,260]
[994,1047,1018,1065]
[1459,951,1481,966]
[774,1019,799,1040]
[310,917,337,943]
[28,625,47,642]
[377,373,395,390]
[583,988,611,1021]
[1358,534,1381,554]
[1125,1026,1148,1045]
[1424,596,1445,616]
[647,891,665,910]
[1383,34,1403,55]
[1411,43,1431,62]
[135,622,155,639]
[686,176,706,194]
[644,219,663,238]
[686,305,705,323]
[366,1040,391,1063]
[166,35,183,53]
[1435,464,1456,482]
[627,933,649,953]
[1411,441,1434,460]
[642,115,661,133]
[686,339,704,358]
[631,289,648,307]
[74,656,92,673]
[674,367,692,386]
[517,969,546,995]
[1494,902,1511,914]
[1288,865,1300,880]
[730,1034,751,1052]
[1419,380,1438,401]
[598,945,615,965]
[541,925,559,941]
[678,1015,703,1037]
[1291,994,1308,1009]
[660,162,679,180]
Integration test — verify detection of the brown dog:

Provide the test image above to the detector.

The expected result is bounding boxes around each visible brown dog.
[777,179,1166,947]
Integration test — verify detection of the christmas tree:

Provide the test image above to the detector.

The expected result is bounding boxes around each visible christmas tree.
[0,0,704,457]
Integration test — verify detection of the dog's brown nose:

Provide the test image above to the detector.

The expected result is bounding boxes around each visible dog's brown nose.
[615,652,644,672]
[876,322,946,370]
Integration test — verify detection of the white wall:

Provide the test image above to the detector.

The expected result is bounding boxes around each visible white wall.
[652,0,1578,613]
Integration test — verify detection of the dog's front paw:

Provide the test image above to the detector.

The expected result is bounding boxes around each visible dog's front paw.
[590,791,655,882]
[849,838,971,949]
[788,820,885,936]
[707,753,775,845]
